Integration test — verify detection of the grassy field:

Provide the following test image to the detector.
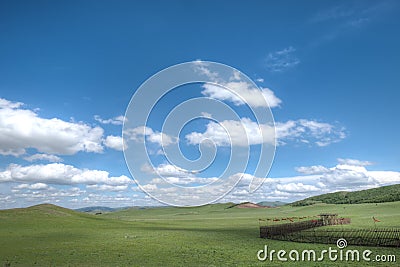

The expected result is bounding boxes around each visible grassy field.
[0,202,399,266]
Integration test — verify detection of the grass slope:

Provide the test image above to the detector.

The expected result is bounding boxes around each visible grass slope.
[1,202,399,266]
[257,201,287,207]
[291,184,400,206]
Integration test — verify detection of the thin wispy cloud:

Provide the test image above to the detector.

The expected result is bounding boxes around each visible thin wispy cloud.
[265,47,300,72]
[309,1,396,45]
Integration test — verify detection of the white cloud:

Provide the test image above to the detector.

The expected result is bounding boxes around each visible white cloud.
[141,163,212,186]
[94,115,125,125]
[143,163,191,177]
[86,184,128,192]
[201,83,282,108]
[0,163,132,186]
[320,166,378,189]
[292,159,400,192]
[0,98,104,156]
[265,47,300,72]
[124,126,177,146]
[200,112,212,118]
[0,98,23,109]
[276,182,320,193]
[295,165,329,175]
[141,184,158,191]
[276,119,346,146]
[186,118,275,147]
[193,61,282,108]
[337,158,373,166]
[222,159,400,203]
[23,153,63,162]
[2,159,399,208]
[186,118,345,147]
[15,183,49,190]
[104,135,125,151]
[151,176,219,186]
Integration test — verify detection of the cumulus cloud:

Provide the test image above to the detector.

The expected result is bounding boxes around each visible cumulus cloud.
[320,165,378,189]
[186,118,345,147]
[0,98,104,156]
[142,163,192,177]
[86,184,128,192]
[0,163,132,186]
[276,182,320,193]
[141,163,214,186]
[221,158,400,203]
[94,115,125,125]
[150,176,219,186]
[295,165,330,175]
[23,153,63,162]
[193,61,282,108]
[124,126,177,146]
[201,83,282,108]
[104,135,125,151]
[276,119,346,146]
[0,98,23,109]
[15,183,49,190]
[2,159,399,208]
[292,158,400,192]
[186,118,275,146]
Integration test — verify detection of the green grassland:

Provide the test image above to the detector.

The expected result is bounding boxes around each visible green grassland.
[0,202,399,266]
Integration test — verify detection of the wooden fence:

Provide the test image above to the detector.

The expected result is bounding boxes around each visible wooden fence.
[274,228,400,247]
[260,219,400,247]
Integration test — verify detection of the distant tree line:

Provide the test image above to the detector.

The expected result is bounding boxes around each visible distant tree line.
[291,184,400,206]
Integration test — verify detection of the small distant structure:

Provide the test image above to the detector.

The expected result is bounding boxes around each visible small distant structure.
[95,212,102,215]
[319,213,338,225]
[259,213,400,247]
[319,213,351,225]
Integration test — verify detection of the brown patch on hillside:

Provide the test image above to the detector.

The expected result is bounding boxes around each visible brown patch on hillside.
[236,202,270,208]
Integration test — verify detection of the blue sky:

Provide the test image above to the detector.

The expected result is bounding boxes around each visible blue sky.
[1,0,399,208]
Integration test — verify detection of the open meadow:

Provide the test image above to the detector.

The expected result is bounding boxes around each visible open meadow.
[0,202,399,266]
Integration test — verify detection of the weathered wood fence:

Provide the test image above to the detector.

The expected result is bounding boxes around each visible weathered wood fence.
[260,218,400,247]
[270,228,400,247]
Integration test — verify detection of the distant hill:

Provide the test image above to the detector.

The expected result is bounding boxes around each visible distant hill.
[76,206,118,213]
[226,202,268,209]
[257,201,287,207]
[76,206,132,213]
[291,184,400,206]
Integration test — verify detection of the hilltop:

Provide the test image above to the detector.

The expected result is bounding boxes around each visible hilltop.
[257,201,287,207]
[291,183,400,206]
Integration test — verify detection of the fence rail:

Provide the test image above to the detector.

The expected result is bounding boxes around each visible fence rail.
[260,222,400,247]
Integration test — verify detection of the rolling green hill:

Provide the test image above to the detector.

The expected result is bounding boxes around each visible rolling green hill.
[257,201,287,207]
[291,183,400,206]
[1,201,399,266]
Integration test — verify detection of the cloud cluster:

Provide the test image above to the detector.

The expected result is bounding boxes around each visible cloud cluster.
[186,118,345,147]
[104,135,125,151]
[124,126,177,147]
[0,163,132,186]
[276,119,346,146]
[1,158,399,208]
[201,83,282,108]
[194,62,282,108]
[23,153,63,163]
[221,158,400,203]
[0,98,104,156]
